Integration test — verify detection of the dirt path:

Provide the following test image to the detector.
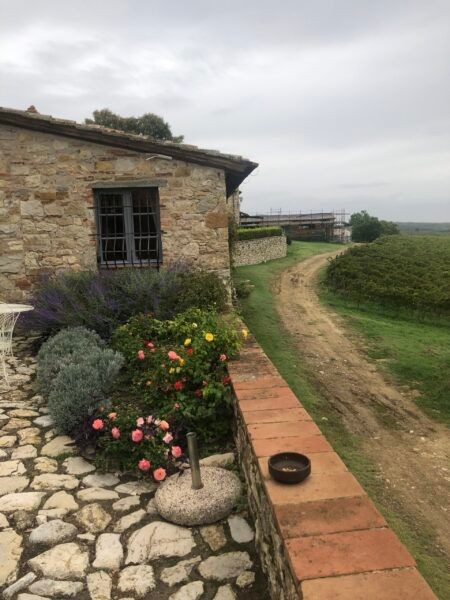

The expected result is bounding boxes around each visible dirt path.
[275,250,450,557]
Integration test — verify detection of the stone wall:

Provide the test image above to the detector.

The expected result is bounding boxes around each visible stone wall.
[0,124,231,301]
[232,236,286,267]
[234,411,299,600]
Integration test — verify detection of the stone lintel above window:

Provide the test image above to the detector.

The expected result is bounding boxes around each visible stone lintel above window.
[91,179,167,189]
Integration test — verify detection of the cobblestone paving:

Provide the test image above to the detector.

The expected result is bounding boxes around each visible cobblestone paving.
[0,348,269,600]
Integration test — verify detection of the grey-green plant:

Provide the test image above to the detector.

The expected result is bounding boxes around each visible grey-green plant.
[48,347,124,435]
[36,327,104,397]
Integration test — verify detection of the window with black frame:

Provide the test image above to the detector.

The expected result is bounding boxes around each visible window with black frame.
[94,188,162,267]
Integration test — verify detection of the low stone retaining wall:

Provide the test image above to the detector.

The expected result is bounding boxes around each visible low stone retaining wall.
[229,337,436,600]
[232,236,287,266]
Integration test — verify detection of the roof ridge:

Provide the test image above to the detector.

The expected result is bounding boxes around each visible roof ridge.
[0,106,249,162]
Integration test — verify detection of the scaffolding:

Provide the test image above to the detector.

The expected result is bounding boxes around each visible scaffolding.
[239,209,349,243]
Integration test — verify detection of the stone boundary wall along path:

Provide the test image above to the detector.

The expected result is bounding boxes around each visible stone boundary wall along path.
[229,336,437,600]
[232,236,287,267]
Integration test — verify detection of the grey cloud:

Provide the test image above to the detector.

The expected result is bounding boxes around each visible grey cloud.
[0,0,449,220]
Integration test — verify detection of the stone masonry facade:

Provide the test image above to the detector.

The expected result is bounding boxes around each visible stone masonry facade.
[0,123,240,302]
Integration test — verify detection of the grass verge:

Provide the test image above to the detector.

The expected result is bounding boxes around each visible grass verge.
[234,241,449,599]
[319,285,450,425]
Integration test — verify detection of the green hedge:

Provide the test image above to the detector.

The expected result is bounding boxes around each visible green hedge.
[236,226,283,241]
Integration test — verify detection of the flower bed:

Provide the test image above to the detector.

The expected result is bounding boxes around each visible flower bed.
[41,308,248,483]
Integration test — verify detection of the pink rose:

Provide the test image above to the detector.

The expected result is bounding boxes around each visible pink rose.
[163,433,173,444]
[146,341,154,348]
[146,380,152,386]
[111,427,120,439]
[220,354,227,362]
[168,350,181,361]
[146,415,153,424]
[137,350,145,360]
[159,420,170,431]
[153,467,167,482]
[92,419,104,430]
[150,348,156,353]
[138,458,151,471]
[108,412,117,420]
[131,429,144,443]
[136,417,145,426]
[171,445,182,458]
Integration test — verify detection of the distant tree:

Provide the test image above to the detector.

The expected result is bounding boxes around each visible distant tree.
[85,108,184,142]
[379,220,400,236]
[350,211,399,242]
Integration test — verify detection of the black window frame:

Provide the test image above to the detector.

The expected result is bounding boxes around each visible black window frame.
[94,187,162,268]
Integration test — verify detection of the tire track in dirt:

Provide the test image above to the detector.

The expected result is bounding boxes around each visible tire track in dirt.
[275,250,450,556]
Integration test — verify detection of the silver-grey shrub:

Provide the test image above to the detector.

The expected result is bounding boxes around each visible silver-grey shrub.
[36,327,104,397]
[48,347,124,435]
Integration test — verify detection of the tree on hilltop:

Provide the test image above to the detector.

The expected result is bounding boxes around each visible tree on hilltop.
[85,108,184,142]
[350,211,399,242]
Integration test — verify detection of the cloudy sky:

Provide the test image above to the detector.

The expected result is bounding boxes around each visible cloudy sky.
[1,1,449,221]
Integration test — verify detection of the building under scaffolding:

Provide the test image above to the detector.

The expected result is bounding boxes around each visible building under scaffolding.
[239,209,350,243]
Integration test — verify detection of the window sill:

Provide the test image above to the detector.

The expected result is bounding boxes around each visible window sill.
[98,262,162,269]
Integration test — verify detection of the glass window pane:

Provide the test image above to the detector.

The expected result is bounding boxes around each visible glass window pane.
[131,189,159,261]
[101,237,127,262]
[97,192,127,263]
[99,193,123,214]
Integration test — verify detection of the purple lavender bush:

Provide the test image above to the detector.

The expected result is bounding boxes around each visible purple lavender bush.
[21,265,228,339]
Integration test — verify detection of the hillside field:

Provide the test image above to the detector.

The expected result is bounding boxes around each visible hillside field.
[325,235,450,318]
[397,222,450,235]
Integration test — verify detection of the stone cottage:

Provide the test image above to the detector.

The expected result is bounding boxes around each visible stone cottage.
[0,107,257,301]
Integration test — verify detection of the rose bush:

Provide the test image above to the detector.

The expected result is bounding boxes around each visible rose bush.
[111,308,244,443]
[84,410,185,480]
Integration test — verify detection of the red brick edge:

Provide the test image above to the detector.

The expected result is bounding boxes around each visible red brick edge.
[229,337,436,600]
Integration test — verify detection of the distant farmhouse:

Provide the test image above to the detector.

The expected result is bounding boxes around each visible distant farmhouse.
[0,107,256,301]
[240,210,350,243]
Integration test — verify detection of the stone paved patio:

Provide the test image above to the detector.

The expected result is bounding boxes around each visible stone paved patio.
[0,345,269,600]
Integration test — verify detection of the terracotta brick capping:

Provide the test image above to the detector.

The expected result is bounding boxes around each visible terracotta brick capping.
[229,337,436,600]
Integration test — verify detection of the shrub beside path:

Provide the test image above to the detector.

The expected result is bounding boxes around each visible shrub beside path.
[0,344,269,600]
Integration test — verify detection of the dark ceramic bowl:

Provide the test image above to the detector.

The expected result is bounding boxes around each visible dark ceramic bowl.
[268,452,311,484]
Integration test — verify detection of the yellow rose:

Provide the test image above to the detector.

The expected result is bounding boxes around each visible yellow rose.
[184,338,191,346]
[169,367,175,374]
[176,367,181,373]
[205,333,214,342]
[179,359,185,366]
[192,323,198,328]
[242,329,248,339]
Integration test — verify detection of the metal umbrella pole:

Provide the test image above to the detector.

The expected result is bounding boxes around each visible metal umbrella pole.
[187,432,203,490]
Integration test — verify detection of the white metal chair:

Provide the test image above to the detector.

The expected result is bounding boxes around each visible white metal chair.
[0,304,33,385]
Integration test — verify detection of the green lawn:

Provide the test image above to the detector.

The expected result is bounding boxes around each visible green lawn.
[234,241,338,414]
[234,241,449,599]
